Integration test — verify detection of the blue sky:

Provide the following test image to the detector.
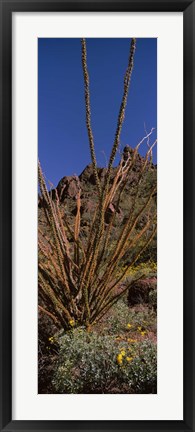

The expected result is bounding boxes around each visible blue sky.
[38,38,157,187]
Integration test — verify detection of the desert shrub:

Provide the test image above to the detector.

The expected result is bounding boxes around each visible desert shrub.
[118,261,157,280]
[101,300,131,334]
[98,299,156,336]
[53,328,157,394]
[149,288,157,312]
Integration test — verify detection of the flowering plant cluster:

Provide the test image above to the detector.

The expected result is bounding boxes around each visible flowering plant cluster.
[53,326,157,394]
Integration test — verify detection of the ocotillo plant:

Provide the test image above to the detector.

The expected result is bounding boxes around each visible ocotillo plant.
[38,38,157,330]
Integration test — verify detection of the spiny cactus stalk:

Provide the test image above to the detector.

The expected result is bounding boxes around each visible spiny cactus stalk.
[38,38,157,330]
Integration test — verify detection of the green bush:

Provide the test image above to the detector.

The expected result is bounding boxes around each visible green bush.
[53,328,157,394]
[149,289,157,312]
[98,299,156,336]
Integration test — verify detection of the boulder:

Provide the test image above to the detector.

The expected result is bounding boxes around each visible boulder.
[57,176,80,200]
[128,277,157,306]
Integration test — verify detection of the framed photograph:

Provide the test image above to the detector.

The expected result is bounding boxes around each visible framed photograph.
[0,0,194,431]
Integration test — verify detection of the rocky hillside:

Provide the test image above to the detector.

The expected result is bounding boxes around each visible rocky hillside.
[39,145,157,264]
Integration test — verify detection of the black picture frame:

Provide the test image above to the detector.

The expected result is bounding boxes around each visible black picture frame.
[0,0,194,431]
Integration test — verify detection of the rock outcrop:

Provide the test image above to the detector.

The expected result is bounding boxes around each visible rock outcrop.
[39,146,157,263]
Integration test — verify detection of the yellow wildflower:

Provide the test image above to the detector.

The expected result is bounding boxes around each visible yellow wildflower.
[137,326,142,332]
[141,331,146,336]
[128,338,137,343]
[120,350,126,357]
[69,319,75,327]
[127,323,132,329]
[126,357,133,362]
[116,353,123,365]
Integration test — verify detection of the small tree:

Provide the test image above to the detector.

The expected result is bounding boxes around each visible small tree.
[38,38,157,330]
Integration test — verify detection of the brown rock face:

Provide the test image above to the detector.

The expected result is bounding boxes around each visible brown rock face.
[128,277,157,306]
[123,145,135,161]
[105,203,115,224]
[57,176,80,201]
[38,146,157,263]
